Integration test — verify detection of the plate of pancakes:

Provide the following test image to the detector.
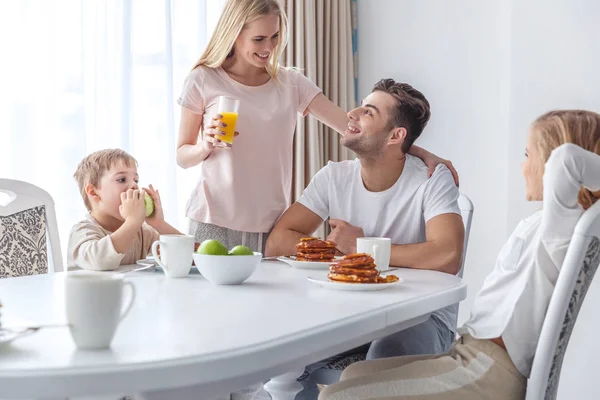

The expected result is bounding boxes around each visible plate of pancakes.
[278,238,341,269]
[307,253,401,291]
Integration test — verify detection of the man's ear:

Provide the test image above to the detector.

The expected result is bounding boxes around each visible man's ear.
[388,127,407,145]
[85,183,100,204]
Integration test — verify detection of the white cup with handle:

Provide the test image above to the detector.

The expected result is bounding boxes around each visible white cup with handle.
[151,234,195,278]
[356,237,392,271]
[65,271,136,349]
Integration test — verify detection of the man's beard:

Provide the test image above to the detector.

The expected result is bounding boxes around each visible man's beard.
[342,134,387,159]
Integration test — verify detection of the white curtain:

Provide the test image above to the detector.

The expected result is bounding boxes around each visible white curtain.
[282,0,356,237]
[0,0,226,259]
[284,0,356,201]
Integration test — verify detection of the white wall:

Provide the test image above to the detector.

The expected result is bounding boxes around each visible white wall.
[358,0,600,398]
[357,0,512,326]
[507,0,600,228]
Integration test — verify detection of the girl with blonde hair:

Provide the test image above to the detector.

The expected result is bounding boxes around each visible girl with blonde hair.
[176,0,456,252]
[319,110,600,400]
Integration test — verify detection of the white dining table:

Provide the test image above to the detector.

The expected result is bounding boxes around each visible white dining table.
[0,261,466,400]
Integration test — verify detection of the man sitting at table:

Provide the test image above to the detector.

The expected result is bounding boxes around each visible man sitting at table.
[265,79,465,370]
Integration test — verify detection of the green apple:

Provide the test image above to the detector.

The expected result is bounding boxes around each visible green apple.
[196,239,228,255]
[229,245,254,256]
[144,193,155,217]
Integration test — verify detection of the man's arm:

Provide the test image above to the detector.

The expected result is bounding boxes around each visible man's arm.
[265,203,325,257]
[390,213,464,274]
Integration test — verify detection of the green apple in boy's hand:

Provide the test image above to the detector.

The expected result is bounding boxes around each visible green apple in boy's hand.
[144,193,155,217]
[196,239,228,255]
[229,245,254,256]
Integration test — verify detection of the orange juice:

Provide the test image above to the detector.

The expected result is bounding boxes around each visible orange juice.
[220,112,238,144]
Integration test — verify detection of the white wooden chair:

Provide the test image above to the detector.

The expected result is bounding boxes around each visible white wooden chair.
[0,179,63,276]
[526,200,600,400]
[457,193,474,278]
[451,193,474,334]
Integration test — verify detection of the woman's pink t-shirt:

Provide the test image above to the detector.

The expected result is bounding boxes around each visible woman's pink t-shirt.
[178,66,322,233]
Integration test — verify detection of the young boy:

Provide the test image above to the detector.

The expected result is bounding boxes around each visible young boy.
[67,149,181,271]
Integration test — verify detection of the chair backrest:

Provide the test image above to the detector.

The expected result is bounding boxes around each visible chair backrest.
[457,193,474,278]
[526,201,600,400]
[0,179,63,275]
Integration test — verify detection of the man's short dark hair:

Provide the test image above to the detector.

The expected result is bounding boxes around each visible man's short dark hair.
[372,79,431,153]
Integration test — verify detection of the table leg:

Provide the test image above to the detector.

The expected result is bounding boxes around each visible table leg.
[263,368,305,400]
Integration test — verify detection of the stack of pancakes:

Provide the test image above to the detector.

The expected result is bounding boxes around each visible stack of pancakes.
[328,253,399,284]
[295,238,336,262]
[328,253,379,283]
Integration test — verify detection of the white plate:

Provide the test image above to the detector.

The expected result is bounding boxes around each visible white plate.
[306,276,403,291]
[278,256,341,270]
[136,256,157,266]
[135,257,199,274]
[0,327,37,348]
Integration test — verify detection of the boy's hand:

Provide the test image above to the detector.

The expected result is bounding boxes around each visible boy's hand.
[143,184,165,224]
[119,189,146,225]
[143,184,181,235]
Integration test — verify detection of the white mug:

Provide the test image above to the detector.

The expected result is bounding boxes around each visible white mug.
[356,237,392,271]
[151,234,194,278]
[65,271,136,349]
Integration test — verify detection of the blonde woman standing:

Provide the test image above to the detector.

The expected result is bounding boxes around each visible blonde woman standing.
[177,0,457,252]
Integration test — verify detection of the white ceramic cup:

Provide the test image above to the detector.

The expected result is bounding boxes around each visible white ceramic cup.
[65,271,136,349]
[356,237,392,271]
[151,234,194,278]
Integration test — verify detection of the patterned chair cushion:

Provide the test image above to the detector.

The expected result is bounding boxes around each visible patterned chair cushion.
[545,237,600,399]
[308,352,367,385]
[323,352,367,370]
[0,206,48,278]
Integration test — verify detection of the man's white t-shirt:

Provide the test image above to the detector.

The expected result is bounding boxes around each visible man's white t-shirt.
[298,154,462,331]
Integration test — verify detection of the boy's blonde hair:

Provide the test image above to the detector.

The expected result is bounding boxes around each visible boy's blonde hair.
[74,149,137,211]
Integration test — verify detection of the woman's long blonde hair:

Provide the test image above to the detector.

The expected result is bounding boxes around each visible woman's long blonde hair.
[533,109,600,210]
[193,0,288,78]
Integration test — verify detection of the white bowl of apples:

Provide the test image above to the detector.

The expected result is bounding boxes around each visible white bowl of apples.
[192,240,261,285]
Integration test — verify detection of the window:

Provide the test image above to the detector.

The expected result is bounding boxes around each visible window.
[0,0,226,256]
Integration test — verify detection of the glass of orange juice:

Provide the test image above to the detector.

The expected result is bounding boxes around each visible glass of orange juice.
[217,96,240,145]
